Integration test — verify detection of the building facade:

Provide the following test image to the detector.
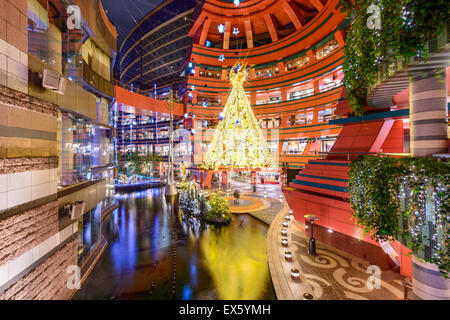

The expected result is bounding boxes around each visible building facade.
[0,0,117,299]
[178,0,347,187]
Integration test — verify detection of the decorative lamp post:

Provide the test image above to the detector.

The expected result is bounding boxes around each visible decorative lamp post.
[304,214,319,256]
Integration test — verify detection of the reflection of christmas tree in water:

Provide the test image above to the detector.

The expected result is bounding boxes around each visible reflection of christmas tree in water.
[203,63,275,170]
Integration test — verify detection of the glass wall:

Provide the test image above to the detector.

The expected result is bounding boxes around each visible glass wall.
[59,112,114,187]
[28,0,84,82]
[81,38,111,81]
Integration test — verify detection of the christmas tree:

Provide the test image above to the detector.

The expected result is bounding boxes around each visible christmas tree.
[202,63,275,170]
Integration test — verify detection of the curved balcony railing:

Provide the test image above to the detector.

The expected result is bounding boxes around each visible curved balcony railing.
[83,61,114,97]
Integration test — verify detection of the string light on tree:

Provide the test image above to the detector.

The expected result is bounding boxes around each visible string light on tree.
[202,62,275,170]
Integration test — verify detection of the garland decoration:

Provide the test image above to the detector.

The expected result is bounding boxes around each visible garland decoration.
[338,0,449,115]
[349,156,449,277]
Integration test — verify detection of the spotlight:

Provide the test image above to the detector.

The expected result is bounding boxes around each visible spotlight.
[284,251,293,261]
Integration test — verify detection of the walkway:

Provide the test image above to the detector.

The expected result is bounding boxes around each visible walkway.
[208,180,284,225]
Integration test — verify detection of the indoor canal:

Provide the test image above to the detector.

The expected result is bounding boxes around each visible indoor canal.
[74,187,275,300]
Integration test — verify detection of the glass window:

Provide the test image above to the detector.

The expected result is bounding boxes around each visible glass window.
[316,40,339,60]
[318,108,336,122]
[59,112,113,187]
[77,205,102,266]
[199,69,221,79]
[255,66,279,78]
[286,56,309,71]
[289,88,314,100]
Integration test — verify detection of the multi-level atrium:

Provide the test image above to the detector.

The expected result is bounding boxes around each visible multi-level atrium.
[0,0,449,308]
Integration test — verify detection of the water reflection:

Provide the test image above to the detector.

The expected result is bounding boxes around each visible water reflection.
[200,217,271,300]
[75,188,274,300]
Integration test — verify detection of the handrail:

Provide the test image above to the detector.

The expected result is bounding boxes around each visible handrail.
[432,153,450,162]
[318,151,376,161]
[377,153,411,158]
[114,80,184,102]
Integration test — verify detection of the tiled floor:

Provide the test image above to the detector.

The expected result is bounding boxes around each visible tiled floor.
[268,206,408,300]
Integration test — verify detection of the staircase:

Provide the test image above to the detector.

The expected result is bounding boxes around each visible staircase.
[290,159,350,199]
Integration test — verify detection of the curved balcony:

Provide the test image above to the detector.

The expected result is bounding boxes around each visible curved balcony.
[188,45,344,95]
[189,0,347,66]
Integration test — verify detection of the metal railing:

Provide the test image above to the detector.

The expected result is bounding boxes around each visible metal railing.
[377,153,411,158]
[83,61,114,97]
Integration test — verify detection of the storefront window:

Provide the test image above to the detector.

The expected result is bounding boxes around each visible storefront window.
[316,40,339,60]
[77,204,102,266]
[286,56,309,71]
[255,66,279,78]
[199,69,221,79]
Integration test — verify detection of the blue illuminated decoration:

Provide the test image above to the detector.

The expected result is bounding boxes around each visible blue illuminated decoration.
[218,24,225,33]
[219,112,224,119]
[218,54,225,62]
[205,40,211,47]
[233,27,239,36]
[181,285,192,300]
[234,0,240,7]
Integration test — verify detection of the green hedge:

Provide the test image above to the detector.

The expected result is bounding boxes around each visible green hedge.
[349,156,449,277]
